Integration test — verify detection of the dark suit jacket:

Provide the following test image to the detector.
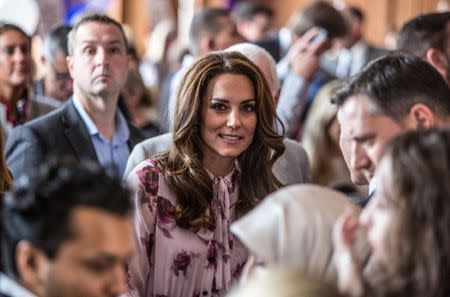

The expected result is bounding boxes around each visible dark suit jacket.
[6,99,145,179]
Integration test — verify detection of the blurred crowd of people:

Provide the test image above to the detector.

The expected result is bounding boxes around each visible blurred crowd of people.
[0,1,449,297]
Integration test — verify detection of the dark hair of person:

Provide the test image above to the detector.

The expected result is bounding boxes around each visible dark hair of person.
[0,22,30,41]
[397,12,450,59]
[231,2,274,21]
[158,51,285,232]
[1,159,132,277]
[43,24,72,60]
[345,5,364,22]
[67,13,128,56]
[368,128,450,297]
[331,52,450,121]
[288,1,348,39]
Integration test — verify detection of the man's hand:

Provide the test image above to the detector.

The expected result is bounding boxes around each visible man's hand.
[287,27,330,81]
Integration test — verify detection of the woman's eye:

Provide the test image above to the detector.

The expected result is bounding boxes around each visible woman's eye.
[241,104,255,112]
[211,103,227,111]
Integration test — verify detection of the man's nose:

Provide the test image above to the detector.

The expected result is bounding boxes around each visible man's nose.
[95,48,108,65]
[107,265,128,296]
[351,144,369,170]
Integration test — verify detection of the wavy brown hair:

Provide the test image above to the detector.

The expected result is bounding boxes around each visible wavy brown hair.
[366,128,450,297]
[157,51,285,232]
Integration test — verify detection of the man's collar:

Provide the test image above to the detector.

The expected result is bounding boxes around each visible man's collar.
[72,95,130,142]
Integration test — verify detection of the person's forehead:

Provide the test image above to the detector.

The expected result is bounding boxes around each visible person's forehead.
[0,30,29,45]
[338,94,374,123]
[74,21,126,44]
[66,207,132,246]
[252,13,272,24]
[217,16,234,31]
[338,94,391,136]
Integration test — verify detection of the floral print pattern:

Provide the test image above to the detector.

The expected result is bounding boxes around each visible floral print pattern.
[126,159,248,297]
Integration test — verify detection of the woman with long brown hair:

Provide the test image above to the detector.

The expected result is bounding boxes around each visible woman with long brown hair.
[126,51,284,297]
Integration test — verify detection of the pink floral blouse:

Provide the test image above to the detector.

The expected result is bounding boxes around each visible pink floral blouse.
[126,159,248,297]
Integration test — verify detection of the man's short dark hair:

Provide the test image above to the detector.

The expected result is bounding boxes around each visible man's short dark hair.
[232,2,273,21]
[43,24,72,60]
[189,8,231,54]
[397,12,450,59]
[1,159,132,277]
[288,1,348,39]
[331,52,450,121]
[68,13,128,56]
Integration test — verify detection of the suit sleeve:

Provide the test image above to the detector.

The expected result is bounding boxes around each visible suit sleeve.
[276,73,310,138]
[6,125,45,180]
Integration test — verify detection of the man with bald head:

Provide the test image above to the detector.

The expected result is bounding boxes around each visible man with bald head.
[124,43,310,186]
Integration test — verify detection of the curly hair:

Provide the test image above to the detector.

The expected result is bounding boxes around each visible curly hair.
[157,51,285,232]
[366,128,450,297]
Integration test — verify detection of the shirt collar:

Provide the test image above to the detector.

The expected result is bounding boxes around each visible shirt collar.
[0,273,37,297]
[72,95,130,143]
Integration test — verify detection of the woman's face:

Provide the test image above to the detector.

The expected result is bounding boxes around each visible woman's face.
[0,30,32,90]
[359,157,398,266]
[200,73,257,166]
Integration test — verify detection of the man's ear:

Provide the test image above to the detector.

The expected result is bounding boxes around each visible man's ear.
[16,241,49,296]
[406,103,438,129]
[426,48,449,79]
[66,55,74,78]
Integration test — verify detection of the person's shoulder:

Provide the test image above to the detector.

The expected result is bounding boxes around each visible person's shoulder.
[23,101,70,131]
[283,138,307,155]
[138,133,173,153]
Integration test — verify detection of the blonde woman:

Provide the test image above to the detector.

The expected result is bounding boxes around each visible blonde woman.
[302,80,366,200]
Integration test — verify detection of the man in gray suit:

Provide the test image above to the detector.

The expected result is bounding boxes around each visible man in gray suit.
[6,14,144,179]
[125,43,310,186]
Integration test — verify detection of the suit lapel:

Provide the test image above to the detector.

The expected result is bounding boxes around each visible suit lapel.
[61,100,99,162]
